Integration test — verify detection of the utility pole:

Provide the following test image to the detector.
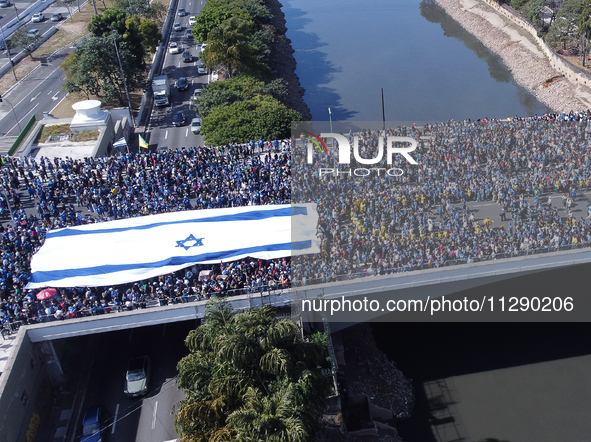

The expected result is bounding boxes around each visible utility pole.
[91,0,98,14]
[0,27,17,81]
[112,32,136,127]
[381,88,386,133]
[13,4,20,21]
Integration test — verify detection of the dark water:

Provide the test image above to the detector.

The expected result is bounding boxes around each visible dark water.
[283,0,551,121]
[371,263,591,441]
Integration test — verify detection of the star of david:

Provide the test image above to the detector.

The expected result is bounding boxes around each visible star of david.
[176,234,204,251]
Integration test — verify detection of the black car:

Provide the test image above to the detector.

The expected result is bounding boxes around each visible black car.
[185,29,193,40]
[176,77,189,91]
[182,50,192,63]
[172,111,186,127]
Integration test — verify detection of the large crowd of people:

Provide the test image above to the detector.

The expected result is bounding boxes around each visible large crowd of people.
[292,112,591,284]
[3,111,591,331]
[0,143,292,332]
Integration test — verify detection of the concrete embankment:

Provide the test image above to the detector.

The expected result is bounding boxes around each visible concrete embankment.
[433,0,591,113]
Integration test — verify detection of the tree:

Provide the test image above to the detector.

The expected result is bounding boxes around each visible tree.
[201,95,302,145]
[61,34,144,104]
[56,0,77,21]
[138,19,161,53]
[547,0,585,49]
[578,0,591,64]
[204,17,257,78]
[175,298,330,442]
[88,9,146,66]
[10,28,41,60]
[192,6,233,42]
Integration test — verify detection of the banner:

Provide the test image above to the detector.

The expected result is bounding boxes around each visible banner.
[26,204,319,288]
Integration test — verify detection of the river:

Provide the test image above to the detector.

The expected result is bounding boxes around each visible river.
[283,0,551,122]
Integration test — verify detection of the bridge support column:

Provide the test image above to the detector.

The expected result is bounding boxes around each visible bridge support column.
[39,341,65,387]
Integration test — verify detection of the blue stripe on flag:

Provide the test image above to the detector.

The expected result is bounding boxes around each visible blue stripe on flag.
[29,240,310,285]
[47,206,308,239]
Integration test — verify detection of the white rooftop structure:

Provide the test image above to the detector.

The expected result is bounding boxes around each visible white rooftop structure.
[70,100,110,132]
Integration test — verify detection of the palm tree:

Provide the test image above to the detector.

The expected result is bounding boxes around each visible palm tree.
[175,299,331,442]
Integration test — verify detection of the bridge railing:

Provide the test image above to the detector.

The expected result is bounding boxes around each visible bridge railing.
[292,241,591,287]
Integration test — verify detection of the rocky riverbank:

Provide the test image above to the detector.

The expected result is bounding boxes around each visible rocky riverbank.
[267,0,312,121]
[433,0,591,113]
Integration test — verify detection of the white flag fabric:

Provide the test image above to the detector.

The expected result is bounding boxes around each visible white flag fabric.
[27,204,319,288]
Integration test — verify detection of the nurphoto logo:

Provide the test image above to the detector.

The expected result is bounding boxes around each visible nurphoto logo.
[301,131,419,178]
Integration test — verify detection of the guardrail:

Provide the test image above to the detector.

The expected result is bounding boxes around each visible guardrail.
[6,114,36,156]
[292,241,591,287]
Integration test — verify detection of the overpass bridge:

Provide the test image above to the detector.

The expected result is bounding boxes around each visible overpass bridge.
[17,244,591,345]
[2,247,591,442]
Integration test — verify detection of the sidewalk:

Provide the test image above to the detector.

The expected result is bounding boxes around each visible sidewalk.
[0,330,17,376]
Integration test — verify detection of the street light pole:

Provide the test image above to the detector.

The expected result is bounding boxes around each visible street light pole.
[112,33,136,128]
[328,107,333,134]
[13,4,20,21]
[0,95,22,132]
[0,26,17,81]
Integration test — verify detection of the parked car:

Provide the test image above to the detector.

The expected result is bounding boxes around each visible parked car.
[185,29,193,40]
[173,22,182,31]
[0,39,6,50]
[124,356,151,397]
[80,406,106,442]
[176,77,189,91]
[190,118,201,134]
[27,29,40,37]
[172,111,186,127]
[168,42,181,54]
[0,0,11,8]
[182,50,192,63]
[188,16,196,25]
[51,12,63,21]
[177,7,186,16]
[197,63,207,75]
[31,12,44,22]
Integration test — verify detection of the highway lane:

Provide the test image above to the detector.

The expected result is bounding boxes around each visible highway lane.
[146,0,207,151]
[0,42,72,136]
[75,320,195,442]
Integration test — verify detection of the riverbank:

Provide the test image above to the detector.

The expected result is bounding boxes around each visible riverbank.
[267,0,312,121]
[432,0,591,113]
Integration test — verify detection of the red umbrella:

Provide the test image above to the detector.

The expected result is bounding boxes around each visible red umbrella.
[36,288,56,301]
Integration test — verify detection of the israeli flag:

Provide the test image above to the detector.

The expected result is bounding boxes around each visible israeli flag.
[27,204,319,288]
[113,137,127,148]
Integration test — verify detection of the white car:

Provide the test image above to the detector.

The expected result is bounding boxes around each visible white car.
[168,42,181,54]
[200,43,207,52]
[190,118,202,134]
[27,29,40,37]
[31,12,44,22]
[191,88,202,101]
[197,63,207,75]
[188,16,196,26]
[173,22,182,31]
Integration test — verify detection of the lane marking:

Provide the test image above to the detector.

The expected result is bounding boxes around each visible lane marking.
[112,403,120,434]
[6,103,39,135]
[30,92,41,102]
[185,127,188,137]
[47,90,54,96]
[165,130,168,140]
[472,203,493,207]
[152,401,158,430]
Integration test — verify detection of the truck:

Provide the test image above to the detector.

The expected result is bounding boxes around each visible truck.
[152,75,170,106]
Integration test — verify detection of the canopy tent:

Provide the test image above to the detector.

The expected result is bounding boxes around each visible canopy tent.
[27,204,319,289]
